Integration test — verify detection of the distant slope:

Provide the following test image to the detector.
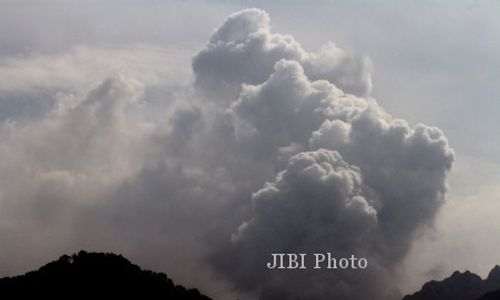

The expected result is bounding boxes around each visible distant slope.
[476,268,500,300]
[476,288,500,300]
[0,251,213,299]
[403,266,500,300]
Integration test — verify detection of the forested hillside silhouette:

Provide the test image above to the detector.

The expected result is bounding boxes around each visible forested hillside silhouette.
[0,251,212,299]
[403,266,500,300]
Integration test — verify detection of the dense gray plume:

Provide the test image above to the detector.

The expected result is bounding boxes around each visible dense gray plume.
[0,8,454,300]
[196,9,454,300]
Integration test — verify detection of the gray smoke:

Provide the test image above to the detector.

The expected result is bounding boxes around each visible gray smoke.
[0,8,454,300]
[197,9,454,300]
[193,8,372,101]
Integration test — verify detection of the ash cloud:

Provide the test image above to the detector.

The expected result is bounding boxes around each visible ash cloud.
[0,8,454,300]
[193,8,372,100]
[199,9,454,300]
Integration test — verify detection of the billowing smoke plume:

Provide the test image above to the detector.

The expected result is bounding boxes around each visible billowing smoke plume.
[0,8,453,300]
[194,9,454,300]
[193,8,372,100]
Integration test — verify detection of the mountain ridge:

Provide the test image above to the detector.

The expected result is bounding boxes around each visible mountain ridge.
[0,250,213,299]
[403,265,500,300]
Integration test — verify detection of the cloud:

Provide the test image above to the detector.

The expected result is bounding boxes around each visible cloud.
[398,155,500,295]
[193,9,372,101]
[0,73,153,276]
[0,45,191,124]
[212,149,384,299]
[0,45,190,92]
[0,7,455,300]
[209,57,453,299]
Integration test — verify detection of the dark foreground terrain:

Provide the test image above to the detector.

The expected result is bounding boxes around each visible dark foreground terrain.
[0,251,212,299]
[2,251,499,300]
[403,265,500,300]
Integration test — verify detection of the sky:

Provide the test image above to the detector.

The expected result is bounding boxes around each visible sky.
[0,1,499,299]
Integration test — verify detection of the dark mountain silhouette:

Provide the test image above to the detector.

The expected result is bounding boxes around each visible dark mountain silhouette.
[403,265,500,300]
[476,266,500,300]
[477,288,500,300]
[0,251,213,299]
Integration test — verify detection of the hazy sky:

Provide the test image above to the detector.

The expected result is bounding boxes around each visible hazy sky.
[0,1,499,299]
[1,0,498,158]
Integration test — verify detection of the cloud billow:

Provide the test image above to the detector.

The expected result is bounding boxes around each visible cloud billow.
[197,9,454,300]
[0,8,454,300]
[193,8,372,101]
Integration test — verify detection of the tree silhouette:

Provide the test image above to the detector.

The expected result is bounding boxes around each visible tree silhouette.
[0,251,213,299]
